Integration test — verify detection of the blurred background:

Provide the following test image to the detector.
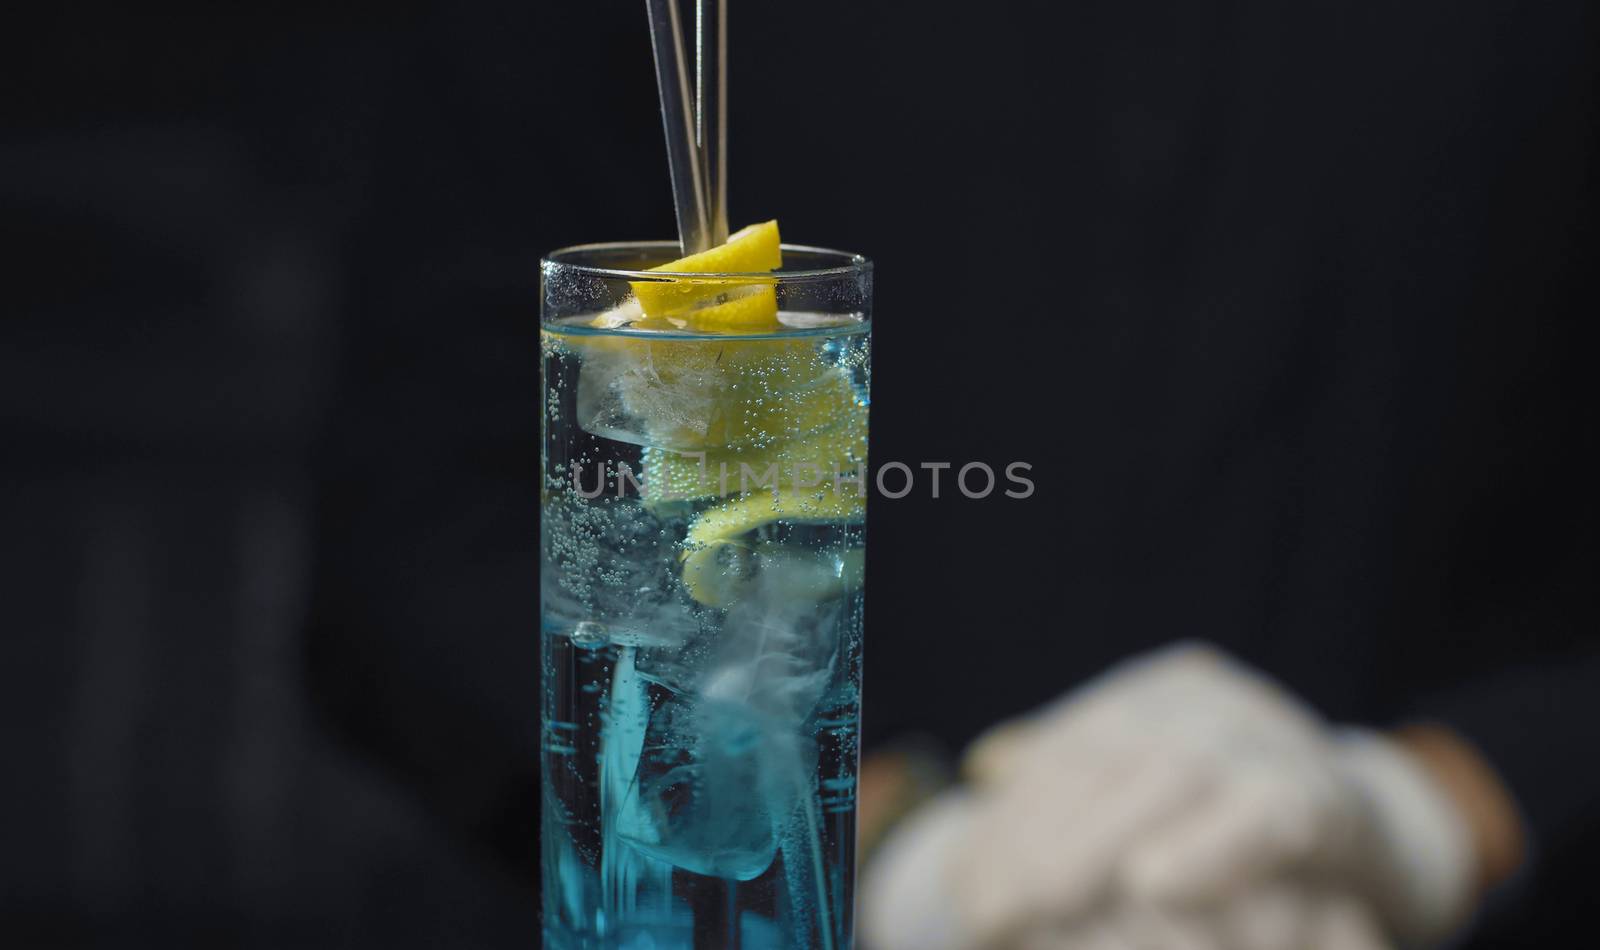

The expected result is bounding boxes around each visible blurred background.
[4,1,1594,947]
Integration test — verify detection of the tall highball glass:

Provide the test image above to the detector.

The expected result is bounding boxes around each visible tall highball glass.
[540,243,871,949]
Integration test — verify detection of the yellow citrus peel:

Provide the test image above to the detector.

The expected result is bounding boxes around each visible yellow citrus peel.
[679,482,867,607]
[630,220,782,332]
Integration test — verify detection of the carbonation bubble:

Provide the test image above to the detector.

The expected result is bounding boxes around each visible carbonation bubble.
[570,621,608,648]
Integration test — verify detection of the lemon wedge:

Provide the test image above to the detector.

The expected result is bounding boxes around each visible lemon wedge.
[682,285,780,332]
[641,368,867,508]
[631,220,782,332]
[680,541,865,609]
[684,481,865,550]
[679,481,865,606]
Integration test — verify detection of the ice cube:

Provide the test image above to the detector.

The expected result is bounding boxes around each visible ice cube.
[575,337,733,450]
[619,692,798,881]
[615,588,843,880]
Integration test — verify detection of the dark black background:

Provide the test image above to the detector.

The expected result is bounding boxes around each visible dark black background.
[4,1,1594,947]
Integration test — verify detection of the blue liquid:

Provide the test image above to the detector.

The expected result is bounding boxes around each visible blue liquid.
[540,320,867,948]
[541,617,859,949]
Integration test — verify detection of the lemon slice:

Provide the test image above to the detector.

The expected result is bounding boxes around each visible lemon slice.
[632,220,782,332]
[680,541,865,609]
[684,481,865,550]
[633,220,781,307]
[679,481,865,606]
[683,285,779,332]
[641,369,867,508]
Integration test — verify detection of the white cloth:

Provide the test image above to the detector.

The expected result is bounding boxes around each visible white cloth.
[861,794,1392,950]
[1013,884,1391,950]
[860,644,1476,950]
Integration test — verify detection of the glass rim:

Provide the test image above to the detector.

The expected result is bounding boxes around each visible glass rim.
[541,240,872,283]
